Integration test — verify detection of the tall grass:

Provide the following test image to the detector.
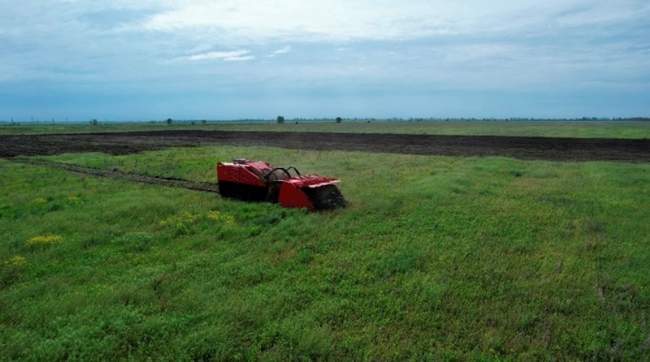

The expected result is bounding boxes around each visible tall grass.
[1,146,649,359]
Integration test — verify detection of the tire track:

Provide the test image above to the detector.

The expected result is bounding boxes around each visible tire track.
[12,158,220,193]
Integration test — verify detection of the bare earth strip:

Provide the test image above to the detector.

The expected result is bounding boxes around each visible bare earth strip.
[1,130,649,161]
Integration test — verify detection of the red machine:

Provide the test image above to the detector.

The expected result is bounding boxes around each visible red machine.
[216,159,346,211]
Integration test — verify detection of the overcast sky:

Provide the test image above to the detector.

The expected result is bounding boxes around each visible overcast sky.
[1,0,649,121]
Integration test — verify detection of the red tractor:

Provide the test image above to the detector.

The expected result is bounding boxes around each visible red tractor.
[216,159,346,211]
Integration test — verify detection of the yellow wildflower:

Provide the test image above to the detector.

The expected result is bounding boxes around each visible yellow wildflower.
[160,211,199,227]
[207,210,236,226]
[26,234,63,247]
[5,256,27,268]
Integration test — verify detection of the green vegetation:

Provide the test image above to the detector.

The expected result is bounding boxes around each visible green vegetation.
[1,145,649,359]
[1,120,649,139]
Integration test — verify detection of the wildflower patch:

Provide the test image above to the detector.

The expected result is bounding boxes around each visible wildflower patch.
[67,194,82,204]
[32,197,48,205]
[207,210,236,226]
[1,256,27,287]
[160,211,201,236]
[25,234,63,247]
[4,256,27,268]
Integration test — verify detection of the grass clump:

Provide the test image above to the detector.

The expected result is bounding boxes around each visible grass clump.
[111,232,156,252]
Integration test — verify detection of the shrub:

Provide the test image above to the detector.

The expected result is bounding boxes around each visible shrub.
[277,116,285,124]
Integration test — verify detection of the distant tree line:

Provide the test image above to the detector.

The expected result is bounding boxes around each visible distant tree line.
[1,117,649,125]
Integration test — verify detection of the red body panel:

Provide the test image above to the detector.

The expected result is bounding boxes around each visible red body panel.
[278,181,315,210]
[217,161,270,187]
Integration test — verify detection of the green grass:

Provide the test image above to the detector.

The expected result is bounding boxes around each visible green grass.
[1,120,649,139]
[1,146,649,360]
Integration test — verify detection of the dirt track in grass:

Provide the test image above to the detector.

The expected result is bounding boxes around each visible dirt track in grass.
[11,158,221,193]
[1,130,649,161]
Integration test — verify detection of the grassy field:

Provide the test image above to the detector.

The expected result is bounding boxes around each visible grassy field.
[1,144,649,359]
[1,120,649,139]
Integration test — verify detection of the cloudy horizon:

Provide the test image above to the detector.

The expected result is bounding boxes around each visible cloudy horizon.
[1,0,649,121]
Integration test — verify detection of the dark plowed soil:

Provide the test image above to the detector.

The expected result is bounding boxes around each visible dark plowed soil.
[15,159,220,193]
[1,130,649,161]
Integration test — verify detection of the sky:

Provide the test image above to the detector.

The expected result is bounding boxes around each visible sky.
[1,0,649,121]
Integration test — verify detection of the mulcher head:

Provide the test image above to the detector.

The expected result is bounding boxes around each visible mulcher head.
[216,159,346,211]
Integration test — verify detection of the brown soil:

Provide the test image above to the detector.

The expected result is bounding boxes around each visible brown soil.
[1,130,649,161]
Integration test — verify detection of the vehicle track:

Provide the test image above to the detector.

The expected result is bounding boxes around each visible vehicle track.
[12,158,220,193]
[1,130,649,161]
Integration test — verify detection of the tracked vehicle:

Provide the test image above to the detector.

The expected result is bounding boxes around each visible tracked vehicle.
[217,159,346,211]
